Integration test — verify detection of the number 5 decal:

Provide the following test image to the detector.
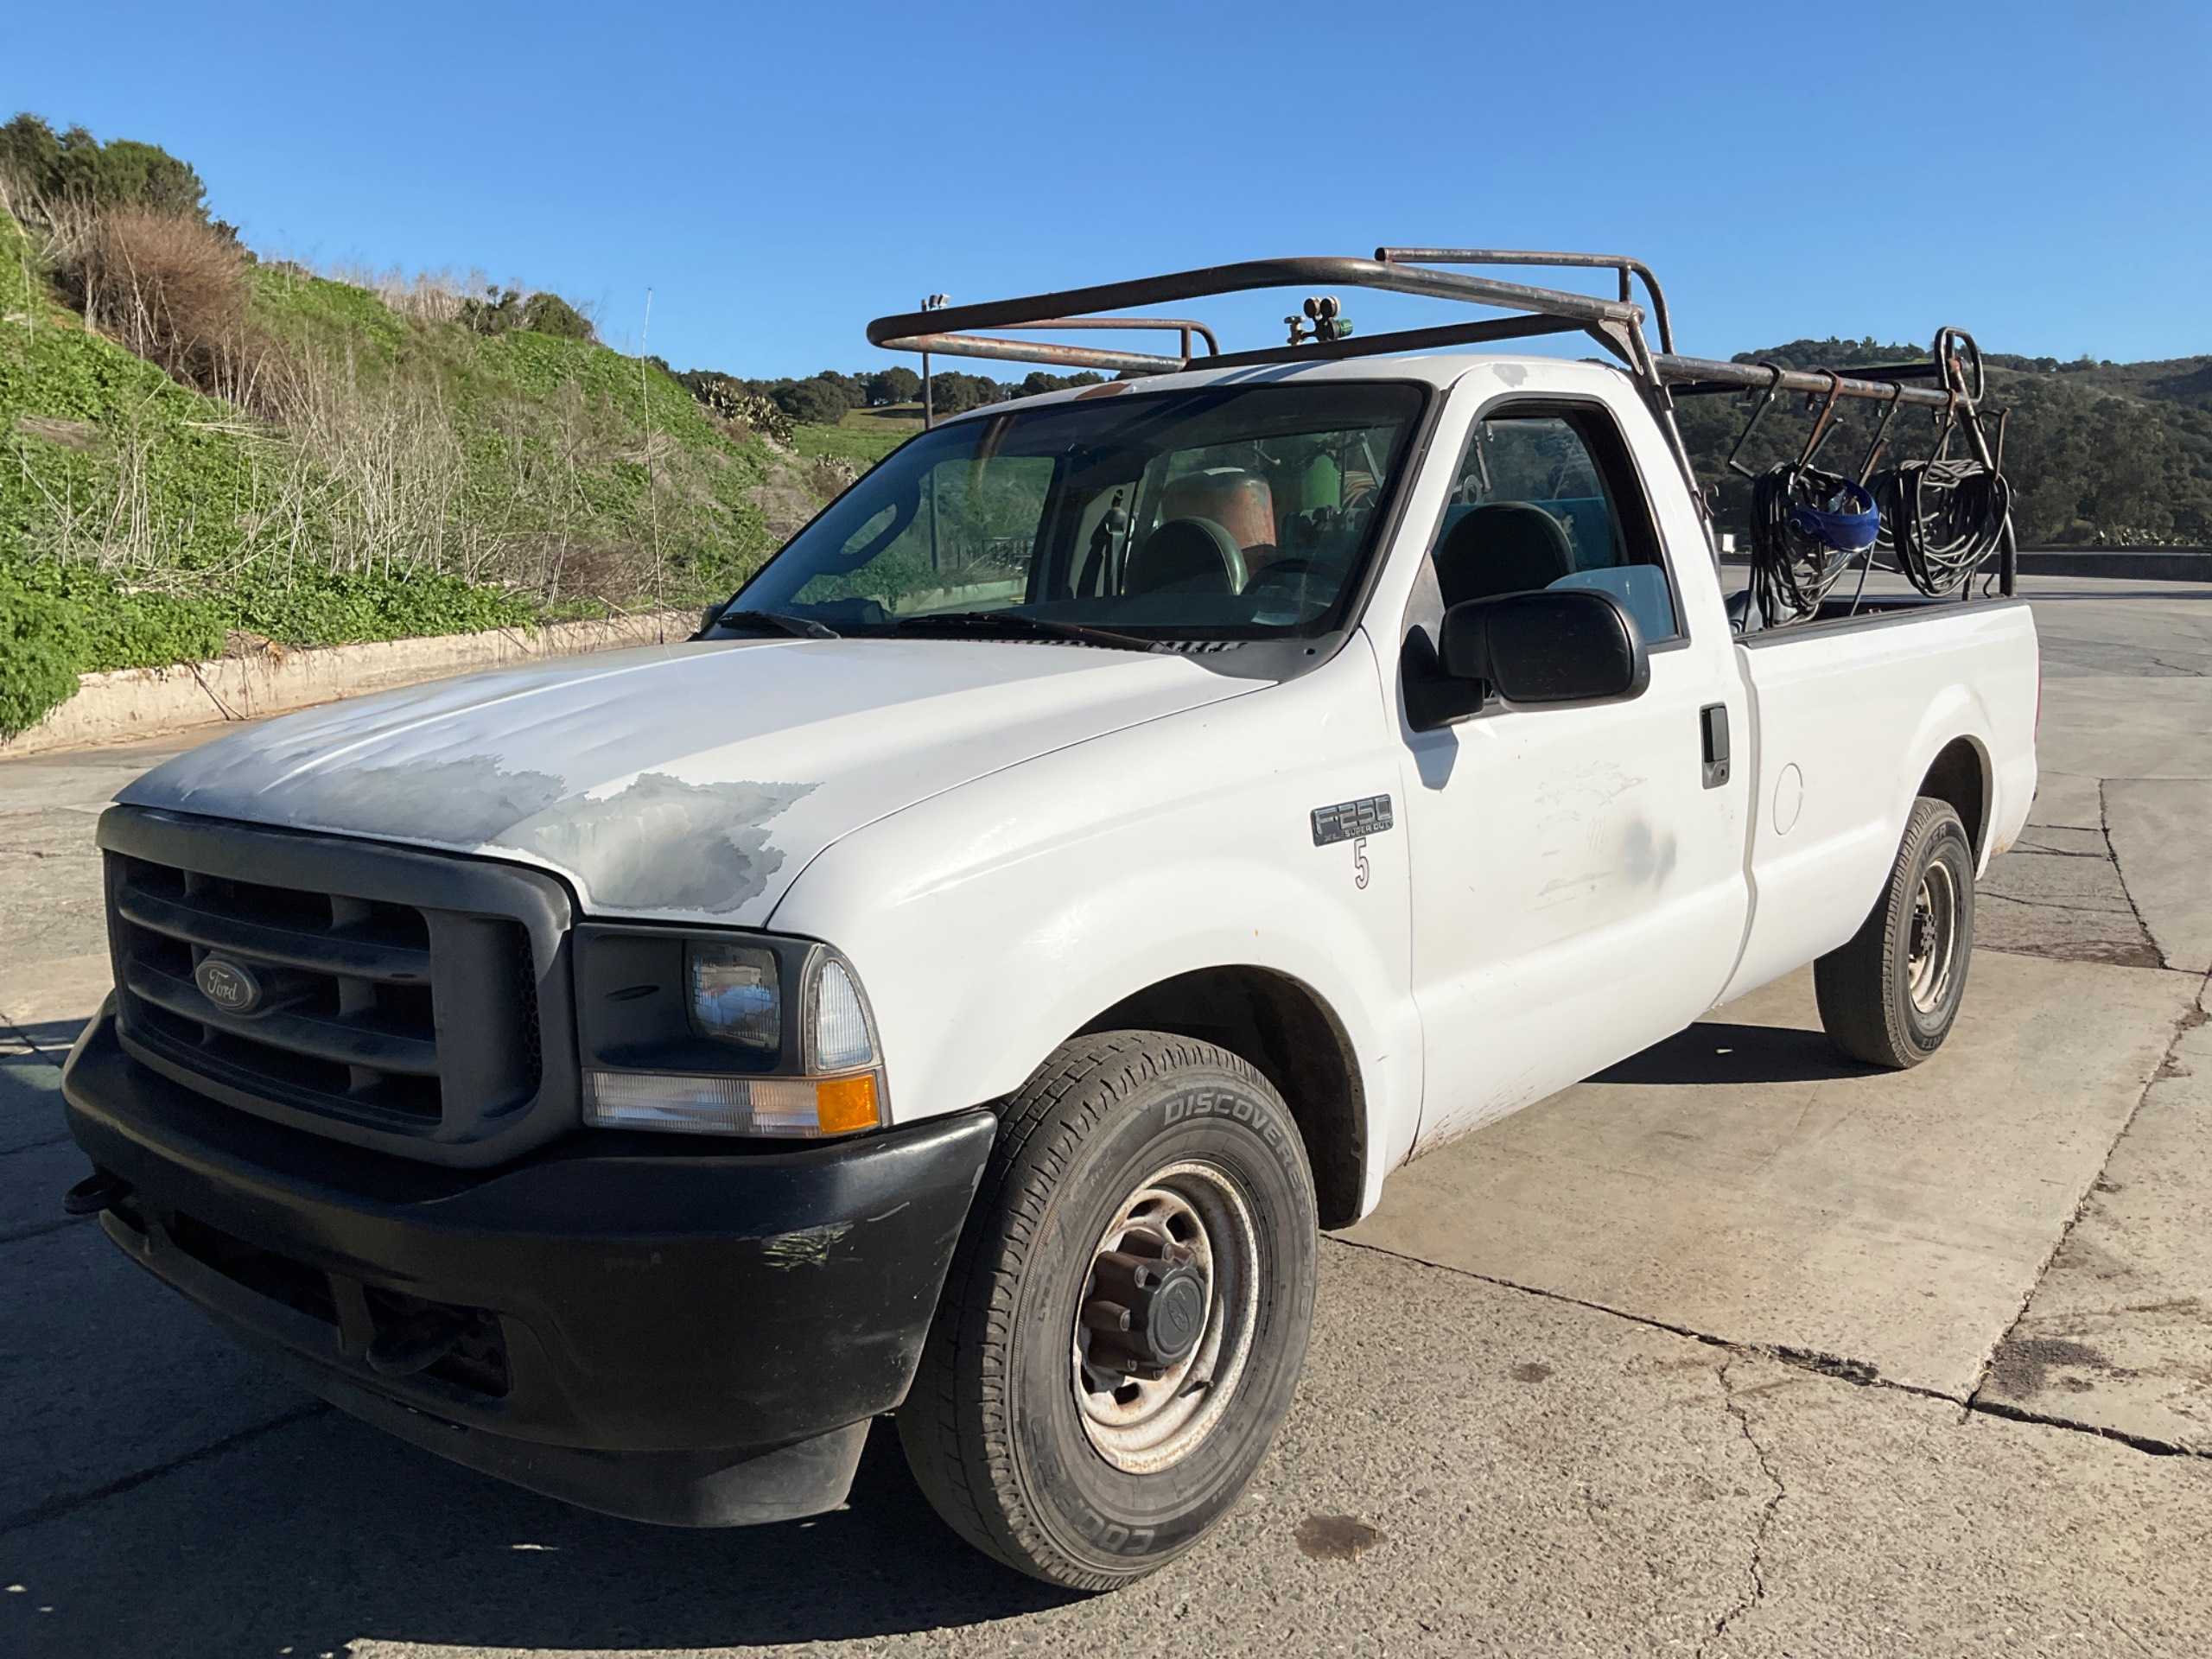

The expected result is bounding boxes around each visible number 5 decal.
[1353,836,1370,890]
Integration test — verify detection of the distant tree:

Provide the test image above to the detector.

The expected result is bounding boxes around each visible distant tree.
[0,113,208,220]
[775,377,851,425]
[866,366,921,405]
[0,113,62,192]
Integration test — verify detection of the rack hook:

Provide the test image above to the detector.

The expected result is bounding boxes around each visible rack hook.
[1858,382,1906,485]
[1725,363,1787,480]
[1796,370,1847,469]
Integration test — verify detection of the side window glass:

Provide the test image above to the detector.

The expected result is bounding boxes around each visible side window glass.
[1435,410,1679,643]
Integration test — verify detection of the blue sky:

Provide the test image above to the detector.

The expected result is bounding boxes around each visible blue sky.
[7,0,2206,378]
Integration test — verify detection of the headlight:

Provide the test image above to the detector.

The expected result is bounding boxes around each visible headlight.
[687,942,780,1054]
[575,925,886,1140]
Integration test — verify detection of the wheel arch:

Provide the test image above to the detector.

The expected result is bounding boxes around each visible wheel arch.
[1916,734,1992,867]
[1078,966,1367,1230]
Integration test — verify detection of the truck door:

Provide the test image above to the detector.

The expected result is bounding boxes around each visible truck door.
[1393,391,1751,1149]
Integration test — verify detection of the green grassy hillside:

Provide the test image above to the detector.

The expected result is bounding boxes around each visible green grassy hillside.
[791,401,924,467]
[1,201,827,733]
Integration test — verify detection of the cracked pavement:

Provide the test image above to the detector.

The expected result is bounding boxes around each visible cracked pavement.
[5,574,2212,1656]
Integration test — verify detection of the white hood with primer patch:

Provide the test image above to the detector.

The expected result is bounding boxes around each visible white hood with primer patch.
[118,636,1262,926]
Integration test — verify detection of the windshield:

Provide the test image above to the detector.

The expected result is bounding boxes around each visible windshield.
[722,381,1427,642]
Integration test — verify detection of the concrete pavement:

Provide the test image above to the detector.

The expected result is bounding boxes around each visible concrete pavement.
[4,575,2210,1656]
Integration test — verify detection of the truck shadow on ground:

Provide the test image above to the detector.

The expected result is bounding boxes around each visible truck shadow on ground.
[1592,1019,1878,1087]
[10,1408,1079,1655]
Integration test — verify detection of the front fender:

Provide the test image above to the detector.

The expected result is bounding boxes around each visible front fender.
[767,645,1419,1217]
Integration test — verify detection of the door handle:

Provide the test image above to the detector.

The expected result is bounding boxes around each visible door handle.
[1700,703,1731,789]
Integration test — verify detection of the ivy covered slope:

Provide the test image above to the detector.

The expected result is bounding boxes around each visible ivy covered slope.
[0,201,789,736]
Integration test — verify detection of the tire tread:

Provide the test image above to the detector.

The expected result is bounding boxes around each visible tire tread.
[1815,796,1971,1069]
[898,1031,1286,1591]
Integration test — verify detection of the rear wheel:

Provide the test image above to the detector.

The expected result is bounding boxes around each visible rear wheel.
[1815,796,1976,1068]
[899,1032,1318,1590]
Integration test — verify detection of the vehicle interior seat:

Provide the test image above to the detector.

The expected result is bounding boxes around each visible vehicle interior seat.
[1124,517,1249,596]
[1160,469,1277,571]
[1431,501,1575,608]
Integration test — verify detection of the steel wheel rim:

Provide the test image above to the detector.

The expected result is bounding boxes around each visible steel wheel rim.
[1908,861,1960,1016]
[1070,1159,1260,1475]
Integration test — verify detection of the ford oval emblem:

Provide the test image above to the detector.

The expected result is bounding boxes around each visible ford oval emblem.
[194,957,263,1015]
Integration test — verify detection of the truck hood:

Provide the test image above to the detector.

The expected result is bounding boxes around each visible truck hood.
[118,637,1259,926]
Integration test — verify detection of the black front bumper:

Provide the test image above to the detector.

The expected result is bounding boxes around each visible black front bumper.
[61,1005,994,1526]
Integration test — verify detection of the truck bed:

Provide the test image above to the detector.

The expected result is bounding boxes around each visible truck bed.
[1719,595,2040,1003]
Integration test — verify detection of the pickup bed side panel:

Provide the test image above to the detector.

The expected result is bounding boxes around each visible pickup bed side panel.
[1719,602,2039,1005]
[766,640,1421,1219]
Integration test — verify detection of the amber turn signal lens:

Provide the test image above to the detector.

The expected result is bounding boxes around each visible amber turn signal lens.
[813,1073,880,1136]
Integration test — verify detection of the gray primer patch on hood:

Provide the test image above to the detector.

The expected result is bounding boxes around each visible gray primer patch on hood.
[496,771,818,914]
[150,753,573,847]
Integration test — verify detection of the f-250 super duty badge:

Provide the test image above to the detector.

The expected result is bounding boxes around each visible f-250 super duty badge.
[1311,795,1393,846]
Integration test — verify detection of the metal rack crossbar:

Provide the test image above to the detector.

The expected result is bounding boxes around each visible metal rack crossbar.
[865,247,2014,592]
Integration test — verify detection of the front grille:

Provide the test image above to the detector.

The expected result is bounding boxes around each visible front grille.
[100,806,575,1165]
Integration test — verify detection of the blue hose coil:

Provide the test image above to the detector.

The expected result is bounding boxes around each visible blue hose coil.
[1785,480,1880,554]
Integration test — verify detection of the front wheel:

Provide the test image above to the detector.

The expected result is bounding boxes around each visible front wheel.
[898,1032,1318,1590]
[1815,796,1976,1068]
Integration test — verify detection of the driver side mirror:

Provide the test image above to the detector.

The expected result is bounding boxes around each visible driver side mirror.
[1440,588,1649,707]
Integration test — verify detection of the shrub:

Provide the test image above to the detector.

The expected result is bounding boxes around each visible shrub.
[0,567,87,738]
[67,207,254,394]
[458,285,595,341]
[519,289,593,340]
[806,456,860,499]
[685,374,793,442]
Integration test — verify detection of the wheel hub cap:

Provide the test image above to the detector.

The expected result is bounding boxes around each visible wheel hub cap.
[1071,1160,1261,1474]
[1082,1238,1208,1375]
[1907,861,1960,1017]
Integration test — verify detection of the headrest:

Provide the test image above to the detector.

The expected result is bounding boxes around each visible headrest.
[1433,502,1575,608]
[1126,517,1248,596]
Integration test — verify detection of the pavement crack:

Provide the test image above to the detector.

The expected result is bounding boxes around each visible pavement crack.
[1328,1237,1954,1402]
[1332,1236,2212,1465]
[0,1402,330,1538]
[1970,1395,2207,1459]
[0,1215,87,1246]
[2098,777,2168,970]
[0,1130,72,1157]
[1701,1357,1786,1654]
[1979,890,2137,918]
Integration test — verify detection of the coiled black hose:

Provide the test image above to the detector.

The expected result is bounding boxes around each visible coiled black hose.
[1872,459,2012,596]
[1747,464,1870,628]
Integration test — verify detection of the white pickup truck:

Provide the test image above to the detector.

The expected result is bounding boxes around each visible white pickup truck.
[60,253,2038,1591]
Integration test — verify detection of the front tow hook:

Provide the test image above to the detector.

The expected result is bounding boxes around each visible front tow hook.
[63,1168,133,1217]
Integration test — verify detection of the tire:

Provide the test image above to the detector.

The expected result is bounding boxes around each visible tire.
[899,1031,1319,1591]
[1815,796,1976,1069]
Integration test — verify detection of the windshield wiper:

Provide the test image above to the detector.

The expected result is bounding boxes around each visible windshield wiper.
[711,609,841,639]
[888,611,1163,652]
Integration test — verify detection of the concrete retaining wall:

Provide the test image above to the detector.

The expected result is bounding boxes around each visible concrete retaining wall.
[0,611,694,760]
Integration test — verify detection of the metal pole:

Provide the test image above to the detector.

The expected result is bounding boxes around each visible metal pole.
[919,293,948,430]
